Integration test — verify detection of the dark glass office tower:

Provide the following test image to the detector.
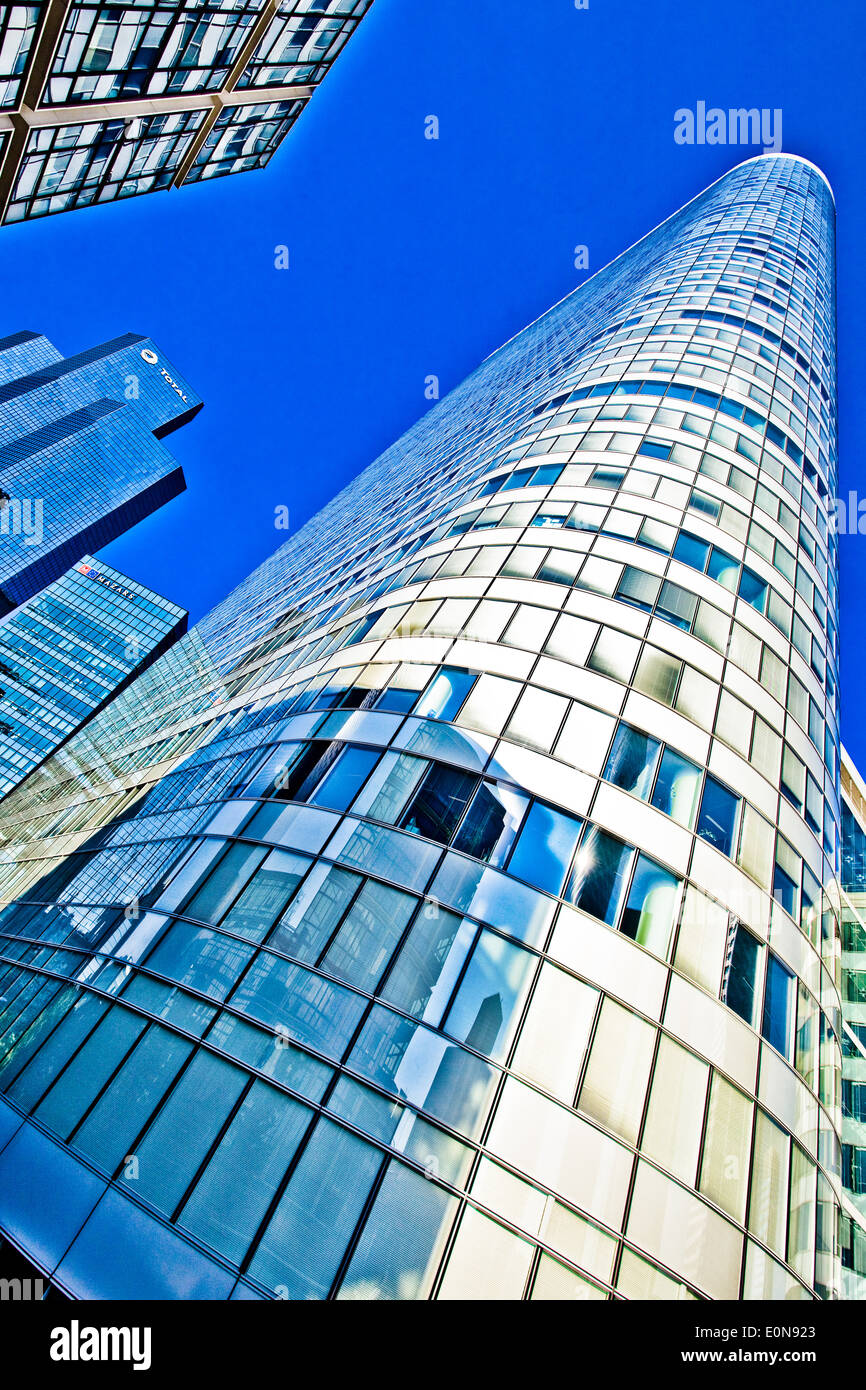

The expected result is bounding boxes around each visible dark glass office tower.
[0,557,187,800]
[0,329,201,612]
[0,155,844,1301]
[0,0,374,226]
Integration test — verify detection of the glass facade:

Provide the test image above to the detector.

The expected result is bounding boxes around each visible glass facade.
[0,557,187,800]
[0,328,201,610]
[839,752,866,1298]
[0,154,845,1301]
[0,0,374,225]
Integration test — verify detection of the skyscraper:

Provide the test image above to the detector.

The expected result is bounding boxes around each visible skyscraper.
[0,556,188,801]
[0,0,374,227]
[0,153,843,1301]
[0,328,201,612]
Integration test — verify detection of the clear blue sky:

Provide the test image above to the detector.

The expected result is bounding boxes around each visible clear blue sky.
[1,0,862,761]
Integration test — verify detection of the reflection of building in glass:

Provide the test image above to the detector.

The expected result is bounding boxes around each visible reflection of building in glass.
[0,328,201,612]
[0,557,187,800]
[0,155,846,1301]
[0,0,374,225]
[839,751,866,1297]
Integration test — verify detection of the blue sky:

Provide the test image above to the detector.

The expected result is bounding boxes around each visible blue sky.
[1,0,862,760]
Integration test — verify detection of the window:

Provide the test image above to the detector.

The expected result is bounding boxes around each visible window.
[651,748,701,828]
[507,801,583,896]
[452,781,528,866]
[620,854,680,955]
[401,764,478,845]
[309,746,380,811]
[567,827,633,926]
[696,776,739,857]
[416,668,476,722]
[673,531,709,571]
[603,724,660,798]
[739,567,768,612]
[656,580,697,631]
[638,439,671,460]
[587,628,640,682]
[762,954,794,1058]
[725,924,760,1026]
[616,567,661,612]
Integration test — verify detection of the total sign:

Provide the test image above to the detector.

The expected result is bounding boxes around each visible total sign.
[140,346,189,405]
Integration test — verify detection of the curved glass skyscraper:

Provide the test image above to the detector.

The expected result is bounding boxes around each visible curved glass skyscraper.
[0,153,842,1301]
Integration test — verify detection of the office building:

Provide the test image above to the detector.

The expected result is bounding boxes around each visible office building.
[0,556,187,801]
[0,0,374,226]
[0,327,201,612]
[0,154,845,1300]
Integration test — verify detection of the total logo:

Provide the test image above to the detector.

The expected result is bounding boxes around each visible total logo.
[140,346,189,404]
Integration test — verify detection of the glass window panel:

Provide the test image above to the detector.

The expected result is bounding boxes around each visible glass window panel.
[507,802,583,896]
[359,752,427,823]
[634,647,681,705]
[182,842,268,924]
[72,1024,193,1173]
[337,1160,458,1301]
[270,863,361,963]
[122,1049,248,1216]
[400,763,478,845]
[530,1253,606,1300]
[443,929,535,1062]
[247,1119,383,1299]
[5,991,108,1111]
[505,686,568,753]
[451,781,528,866]
[567,826,633,926]
[641,1036,708,1184]
[696,775,739,857]
[748,1110,790,1255]
[762,953,795,1059]
[699,1072,753,1223]
[620,853,680,958]
[650,748,701,827]
[587,628,640,682]
[178,1080,310,1265]
[603,723,661,800]
[320,879,416,990]
[144,922,255,1001]
[438,1205,534,1300]
[578,997,655,1144]
[219,849,308,941]
[35,1005,146,1139]
[725,925,761,1027]
[309,746,380,811]
[510,962,598,1101]
[416,668,476,722]
[380,908,471,1021]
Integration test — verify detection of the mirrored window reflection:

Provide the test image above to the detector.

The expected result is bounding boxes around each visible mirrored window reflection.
[400,763,477,845]
[725,925,761,1027]
[620,854,680,956]
[506,802,583,895]
[309,745,380,811]
[451,781,528,866]
[443,929,535,1062]
[603,724,660,798]
[651,748,701,827]
[416,668,476,722]
[567,827,633,926]
[762,953,795,1059]
[696,775,739,856]
[246,1119,382,1299]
